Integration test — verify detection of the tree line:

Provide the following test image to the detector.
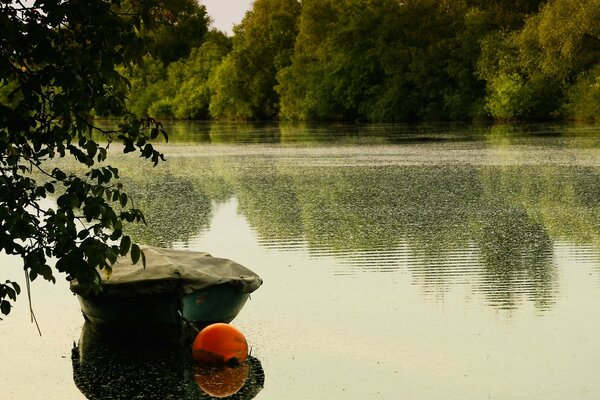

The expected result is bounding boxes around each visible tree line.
[126,0,600,122]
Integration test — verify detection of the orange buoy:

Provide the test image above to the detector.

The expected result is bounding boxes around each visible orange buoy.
[192,323,249,364]
[193,363,250,398]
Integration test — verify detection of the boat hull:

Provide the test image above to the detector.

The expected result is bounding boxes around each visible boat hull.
[181,284,250,325]
[77,283,251,340]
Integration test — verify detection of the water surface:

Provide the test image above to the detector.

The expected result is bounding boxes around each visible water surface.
[2,123,600,399]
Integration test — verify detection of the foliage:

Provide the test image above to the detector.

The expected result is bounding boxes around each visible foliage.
[563,66,600,121]
[209,0,301,120]
[125,56,170,118]
[167,31,232,119]
[126,30,231,119]
[121,0,600,123]
[277,0,489,122]
[140,0,210,64]
[277,0,378,121]
[477,0,600,120]
[0,0,170,316]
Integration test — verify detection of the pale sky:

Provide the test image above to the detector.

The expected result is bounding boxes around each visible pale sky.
[200,0,254,35]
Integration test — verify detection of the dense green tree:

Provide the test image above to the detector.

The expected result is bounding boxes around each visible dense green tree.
[0,0,170,316]
[468,0,547,29]
[373,0,489,121]
[126,30,231,119]
[165,30,232,119]
[278,0,488,121]
[476,30,562,120]
[563,65,600,121]
[477,0,600,120]
[141,0,210,64]
[125,55,170,118]
[532,0,600,120]
[209,0,301,120]
[277,0,386,121]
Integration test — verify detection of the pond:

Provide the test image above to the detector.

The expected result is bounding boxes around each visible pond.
[3,122,600,399]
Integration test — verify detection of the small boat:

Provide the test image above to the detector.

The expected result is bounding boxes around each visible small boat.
[69,246,262,340]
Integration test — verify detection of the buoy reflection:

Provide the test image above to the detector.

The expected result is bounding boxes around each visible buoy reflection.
[72,322,264,399]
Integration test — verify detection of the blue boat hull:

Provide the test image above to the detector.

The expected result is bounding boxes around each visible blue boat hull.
[77,283,251,340]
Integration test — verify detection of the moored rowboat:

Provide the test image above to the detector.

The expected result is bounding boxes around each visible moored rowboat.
[69,246,262,339]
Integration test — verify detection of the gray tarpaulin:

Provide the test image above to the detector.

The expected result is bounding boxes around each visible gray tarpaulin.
[70,246,262,296]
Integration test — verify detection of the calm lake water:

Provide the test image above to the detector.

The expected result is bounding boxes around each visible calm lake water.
[3,122,600,399]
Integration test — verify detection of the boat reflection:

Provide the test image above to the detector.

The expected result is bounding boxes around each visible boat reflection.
[72,322,264,399]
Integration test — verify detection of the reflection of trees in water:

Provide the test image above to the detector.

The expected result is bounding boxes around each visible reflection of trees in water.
[475,207,555,310]
[208,123,281,144]
[219,163,575,311]
[388,167,480,291]
[123,175,213,248]
[205,157,304,241]
[288,168,406,251]
[88,126,600,311]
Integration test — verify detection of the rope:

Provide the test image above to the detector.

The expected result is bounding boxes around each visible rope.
[25,270,42,336]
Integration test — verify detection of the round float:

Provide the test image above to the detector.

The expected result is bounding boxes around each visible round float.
[192,323,249,365]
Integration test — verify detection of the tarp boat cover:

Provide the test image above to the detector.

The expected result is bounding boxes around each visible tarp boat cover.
[70,246,263,297]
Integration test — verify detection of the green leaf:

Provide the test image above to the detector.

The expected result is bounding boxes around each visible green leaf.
[69,194,80,209]
[119,235,131,256]
[40,264,55,282]
[123,140,135,153]
[52,168,67,181]
[106,247,118,264]
[131,244,141,265]
[85,140,97,158]
[119,193,127,207]
[97,147,107,162]
[110,229,122,240]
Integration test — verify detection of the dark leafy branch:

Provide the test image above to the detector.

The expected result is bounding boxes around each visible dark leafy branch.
[0,0,175,317]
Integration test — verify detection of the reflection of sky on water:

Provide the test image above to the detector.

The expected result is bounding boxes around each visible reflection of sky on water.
[4,123,600,399]
[187,198,600,399]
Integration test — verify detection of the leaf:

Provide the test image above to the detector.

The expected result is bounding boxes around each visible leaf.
[85,140,97,158]
[5,286,16,301]
[119,235,131,256]
[142,143,153,158]
[131,244,141,265]
[52,168,67,181]
[97,147,107,162]
[0,301,10,316]
[123,140,135,153]
[69,194,80,209]
[40,264,55,283]
[106,247,118,264]
[10,282,21,295]
[110,229,122,241]
[119,193,127,207]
